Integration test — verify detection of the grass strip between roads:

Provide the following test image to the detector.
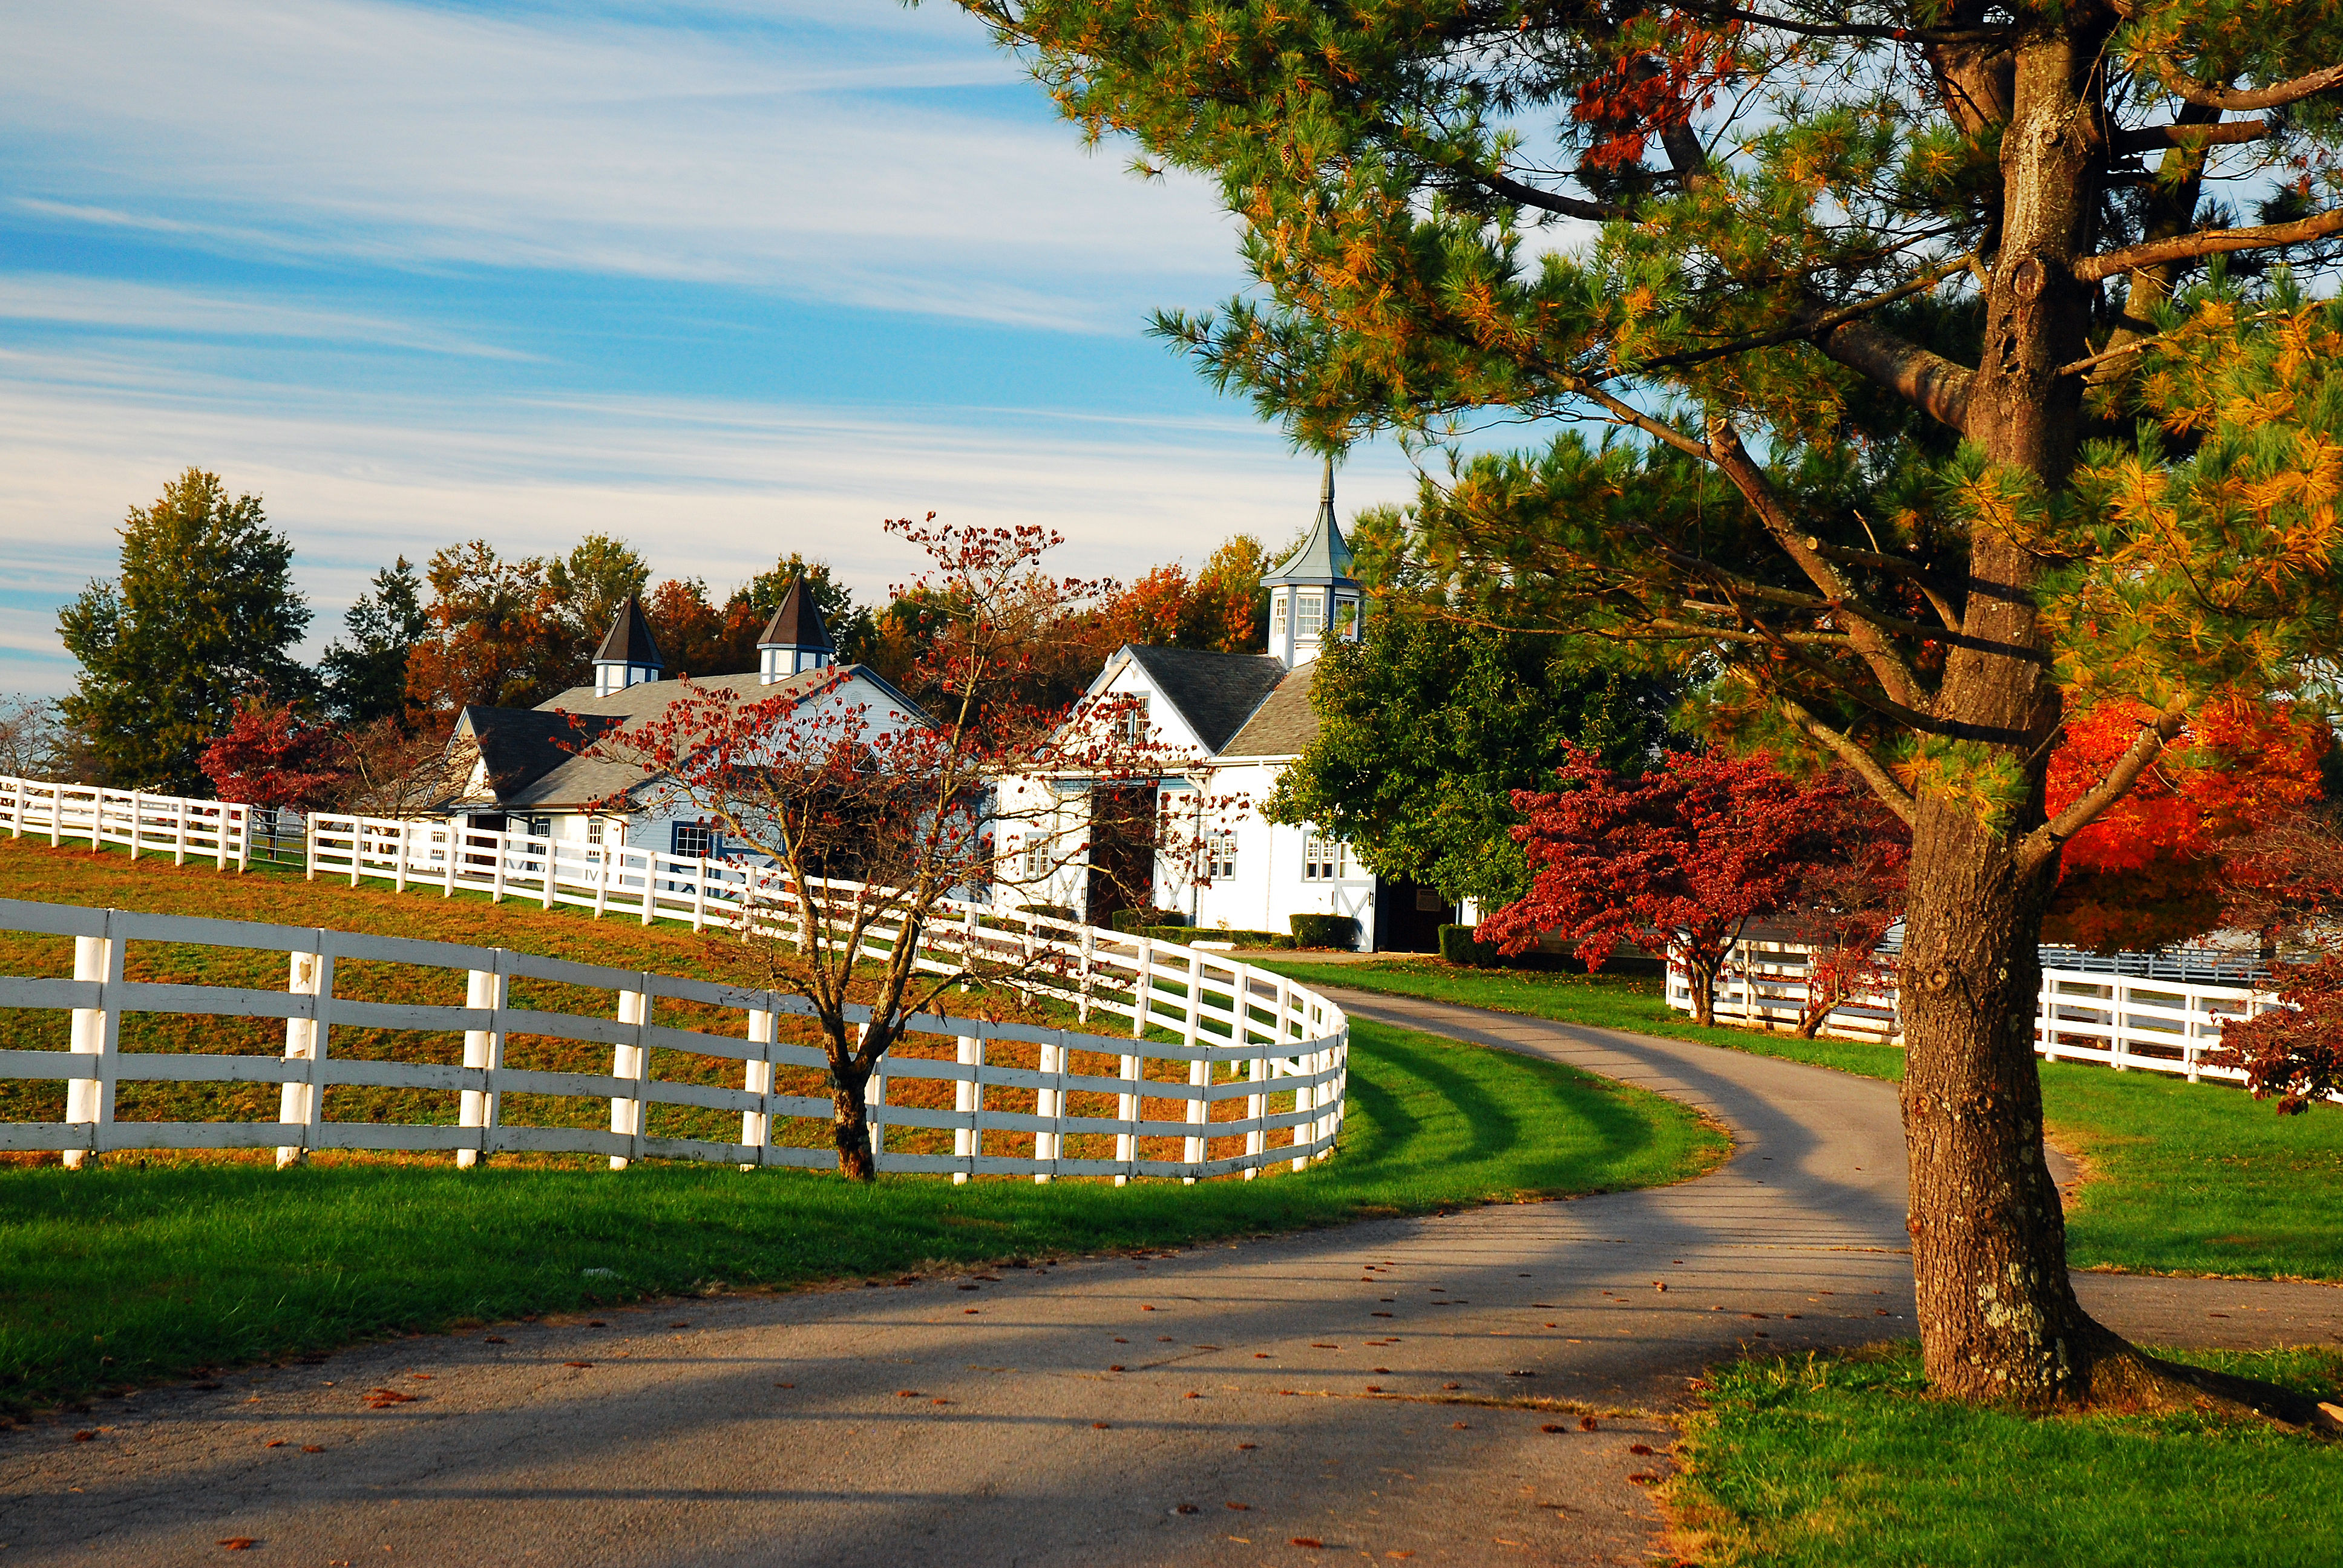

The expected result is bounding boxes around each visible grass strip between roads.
[1668,1342,2343,1568]
[0,841,1725,1412]
[1267,958,2343,1283]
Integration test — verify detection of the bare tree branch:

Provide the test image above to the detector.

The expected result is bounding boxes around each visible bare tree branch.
[2077,208,2343,281]
[1699,5,2012,44]
[1627,255,1976,375]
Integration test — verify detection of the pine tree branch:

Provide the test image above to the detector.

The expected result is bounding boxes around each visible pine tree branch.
[1778,696,1918,826]
[1814,317,1974,432]
[2161,62,2343,113]
[1697,6,2012,44]
[1626,255,1975,375]
[1440,157,1620,222]
[2076,209,2343,281]
[2017,695,2189,872]
[2108,118,2271,157]
[1703,419,1933,714]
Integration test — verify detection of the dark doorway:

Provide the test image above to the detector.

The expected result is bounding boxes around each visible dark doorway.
[1372,878,1453,953]
[1084,785,1159,929]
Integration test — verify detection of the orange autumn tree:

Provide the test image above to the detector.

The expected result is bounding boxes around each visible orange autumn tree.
[2044,701,2329,952]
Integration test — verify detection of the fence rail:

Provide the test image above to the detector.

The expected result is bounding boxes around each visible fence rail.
[0,896,1346,1181]
[0,782,1348,1180]
[1667,941,2288,1090]
[2,777,251,868]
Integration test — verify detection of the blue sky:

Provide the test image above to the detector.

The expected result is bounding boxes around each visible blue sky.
[0,0,1424,695]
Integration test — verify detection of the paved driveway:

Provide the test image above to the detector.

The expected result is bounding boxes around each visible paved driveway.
[3,992,2333,1567]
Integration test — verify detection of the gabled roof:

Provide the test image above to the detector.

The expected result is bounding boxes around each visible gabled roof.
[757,577,834,652]
[1116,645,1291,754]
[449,705,623,805]
[1262,457,1357,586]
[475,664,935,811]
[1217,661,1320,759]
[594,598,664,668]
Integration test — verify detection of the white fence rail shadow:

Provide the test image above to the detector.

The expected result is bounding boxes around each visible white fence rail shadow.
[0,897,1347,1181]
[1668,939,2286,1089]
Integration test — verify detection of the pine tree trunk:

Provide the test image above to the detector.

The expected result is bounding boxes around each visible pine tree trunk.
[1899,25,2131,1404]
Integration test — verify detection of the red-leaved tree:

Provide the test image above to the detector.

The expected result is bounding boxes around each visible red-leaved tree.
[198,698,348,812]
[1480,747,1842,1027]
[593,517,1208,1179]
[2210,956,2343,1117]
[2043,701,2328,952]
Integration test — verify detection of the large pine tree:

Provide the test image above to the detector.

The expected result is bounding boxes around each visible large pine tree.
[58,469,311,794]
[957,1,2343,1416]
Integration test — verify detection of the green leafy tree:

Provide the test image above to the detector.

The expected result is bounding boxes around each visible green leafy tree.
[959,0,2343,1421]
[728,553,878,667]
[320,557,428,728]
[57,469,311,792]
[1267,593,1675,906]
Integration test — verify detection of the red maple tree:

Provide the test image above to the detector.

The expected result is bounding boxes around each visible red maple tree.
[1479,746,1844,1027]
[2209,955,2343,1116]
[2043,700,2328,952]
[198,698,348,812]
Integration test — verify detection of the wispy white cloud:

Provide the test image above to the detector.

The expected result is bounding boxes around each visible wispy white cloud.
[1,0,1240,330]
[0,275,531,358]
[0,345,1417,694]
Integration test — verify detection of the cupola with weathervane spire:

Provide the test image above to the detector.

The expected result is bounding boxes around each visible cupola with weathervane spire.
[756,575,837,682]
[592,597,664,697]
[1263,456,1363,668]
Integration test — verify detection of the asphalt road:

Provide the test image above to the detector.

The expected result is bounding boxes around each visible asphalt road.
[4,991,2335,1567]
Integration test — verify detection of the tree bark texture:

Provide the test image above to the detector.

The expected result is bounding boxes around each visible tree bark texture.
[1897,28,2123,1405]
[831,1065,877,1181]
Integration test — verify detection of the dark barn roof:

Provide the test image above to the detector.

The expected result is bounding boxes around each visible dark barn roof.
[758,577,834,651]
[1122,646,1292,754]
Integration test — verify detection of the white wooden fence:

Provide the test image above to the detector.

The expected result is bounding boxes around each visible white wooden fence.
[1668,940,2284,1088]
[1,777,251,867]
[0,896,1347,1181]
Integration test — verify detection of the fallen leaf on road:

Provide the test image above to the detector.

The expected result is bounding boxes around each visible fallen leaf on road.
[302,1446,324,1454]
[1291,1538,1323,1549]
[1628,1472,1657,1485]
[1629,1443,1654,1455]
[71,1431,93,1442]
[1541,1424,1564,1433]
[1092,1421,1111,1429]
[1237,1442,1256,1450]
[1579,1416,1599,1431]
[265,1440,286,1448]
[897,1390,920,1398]
[217,1539,256,1551]
[1227,1502,1250,1511]
[1451,1420,1469,1429]
[482,1337,506,1344]
[561,1362,593,1370]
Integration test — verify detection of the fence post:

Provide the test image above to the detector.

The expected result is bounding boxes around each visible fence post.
[595,846,611,918]
[393,821,409,893]
[1248,976,1282,1180]
[639,848,656,926]
[304,812,318,881]
[741,1005,776,1171]
[172,796,189,866]
[542,835,558,910]
[128,790,141,860]
[692,857,709,930]
[490,827,510,903]
[954,1030,984,1185]
[48,782,62,847]
[611,982,650,1169]
[277,942,334,1168]
[457,956,508,1168]
[7,775,19,838]
[1181,949,1206,1184]
[63,915,123,1170]
[1289,987,1311,1174]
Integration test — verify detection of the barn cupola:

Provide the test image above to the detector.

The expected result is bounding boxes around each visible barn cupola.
[592,597,664,697]
[1263,456,1363,668]
[756,575,837,682]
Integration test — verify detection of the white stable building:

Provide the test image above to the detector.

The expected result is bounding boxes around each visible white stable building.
[439,582,927,857]
[993,464,1455,952]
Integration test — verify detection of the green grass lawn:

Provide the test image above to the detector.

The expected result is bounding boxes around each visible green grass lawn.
[0,1010,1723,1413]
[1670,1343,2343,1568]
[1267,958,2343,1281]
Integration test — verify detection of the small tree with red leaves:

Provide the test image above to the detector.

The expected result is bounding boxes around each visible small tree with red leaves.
[2209,956,2343,1116]
[1480,747,1841,1027]
[198,698,348,812]
[594,517,1205,1180]
[1778,791,1910,1038]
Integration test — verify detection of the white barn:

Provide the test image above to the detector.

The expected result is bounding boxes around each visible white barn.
[438,581,928,858]
[993,465,1456,952]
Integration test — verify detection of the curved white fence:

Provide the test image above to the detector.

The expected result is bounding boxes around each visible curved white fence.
[0,786,1350,1181]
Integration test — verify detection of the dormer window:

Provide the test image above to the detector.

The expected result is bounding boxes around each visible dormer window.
[1296,590,1325,639]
